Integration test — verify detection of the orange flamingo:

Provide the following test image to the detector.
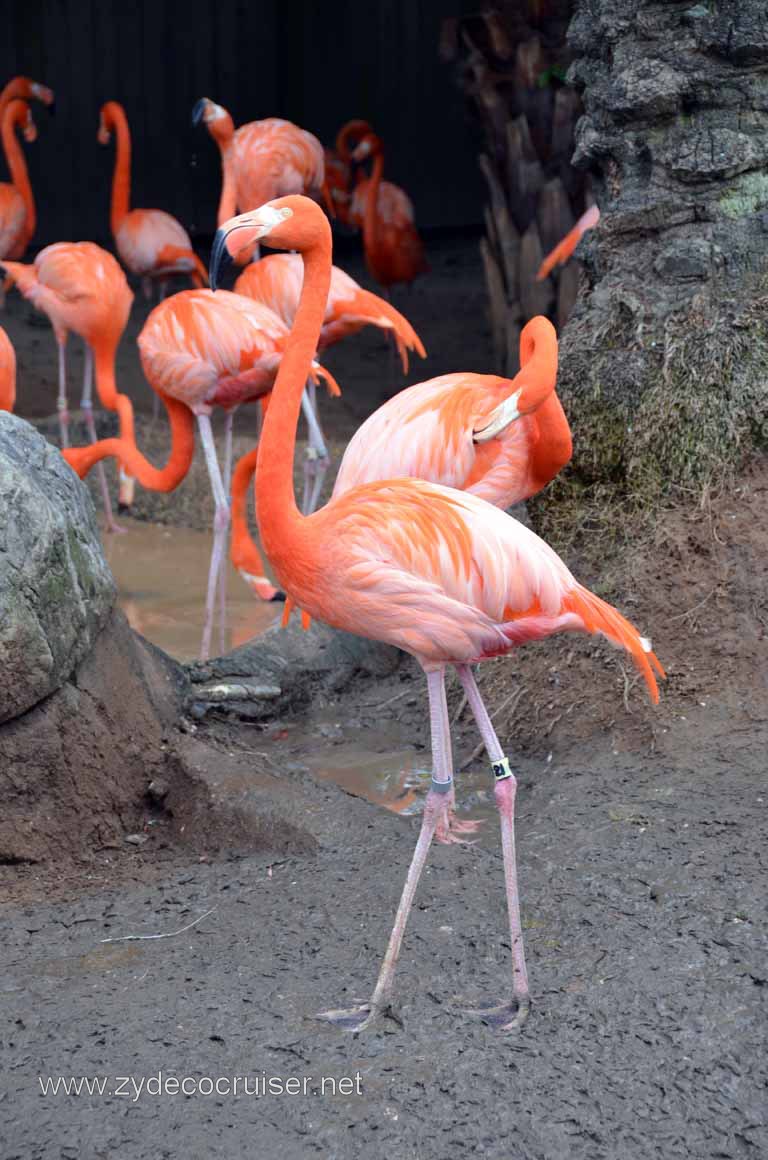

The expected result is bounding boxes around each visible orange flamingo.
[0,323,15,410]
[536,204,600,281]
[0,78,52,255]
[210,196,663,1032]
[1,242,134,532]
[63,288,338,658]
[0,100,37,286]
[192,98,328,236]
[99,101,207,298]
[229,315,568,607]
[324,119,373,228]
[350,129,428,292]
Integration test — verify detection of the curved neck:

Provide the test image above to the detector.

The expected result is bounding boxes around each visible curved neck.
[63,394,195,492]
[516,318,558,413]
[106,107,131,233]
[255,228,331,557]
[0,79,29,125]
[1,106,34,238]
[362,152,384,255]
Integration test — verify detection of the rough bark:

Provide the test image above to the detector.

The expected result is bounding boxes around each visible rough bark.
[444,1,590,373]
[555,0,768,502]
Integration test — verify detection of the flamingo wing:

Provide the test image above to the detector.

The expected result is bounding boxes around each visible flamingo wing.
[0,185,26,257]
[116,210,196,276]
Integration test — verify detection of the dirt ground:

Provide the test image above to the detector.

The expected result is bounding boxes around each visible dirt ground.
[2,235,767,1157]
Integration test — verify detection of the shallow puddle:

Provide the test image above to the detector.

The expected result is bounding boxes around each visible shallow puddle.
[102,518,281,661]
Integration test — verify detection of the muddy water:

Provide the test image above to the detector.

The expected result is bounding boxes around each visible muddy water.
[102,518,281,661]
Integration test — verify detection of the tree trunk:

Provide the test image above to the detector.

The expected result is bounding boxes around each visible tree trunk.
[555,0,768,504]
[443,2,590,375]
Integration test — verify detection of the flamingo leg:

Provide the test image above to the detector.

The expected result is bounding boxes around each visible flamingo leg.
[217,410,236,655]
[318,667,454,1031]
[80,345,126,535]
[56,338,70,448]
[300,384,329,514]
[197,413,230,662]
[455,663,530,1029]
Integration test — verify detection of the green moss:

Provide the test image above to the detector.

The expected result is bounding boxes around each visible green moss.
[719,171,768,218]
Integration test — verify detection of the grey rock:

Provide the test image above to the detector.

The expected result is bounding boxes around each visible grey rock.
[0,413,115,723]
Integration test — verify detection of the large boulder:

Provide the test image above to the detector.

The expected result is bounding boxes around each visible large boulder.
[0,413,115,723]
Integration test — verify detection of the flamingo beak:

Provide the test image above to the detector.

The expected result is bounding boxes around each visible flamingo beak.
[191,98,207,127]
[472,390,523,443]
[210,207,293,290]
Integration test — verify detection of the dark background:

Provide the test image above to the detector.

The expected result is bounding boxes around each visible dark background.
[1,0,484,247]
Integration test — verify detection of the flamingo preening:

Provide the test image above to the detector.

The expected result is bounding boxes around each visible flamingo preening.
[63,287,339,659]
[210,196,663,1032]
[99,101,208,298]
[1,242,135,533]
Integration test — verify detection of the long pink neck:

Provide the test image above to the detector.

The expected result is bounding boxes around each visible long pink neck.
[106,106,131,234]
[255,224,332,566]
[362,152,384,256]
[1,105,34,238]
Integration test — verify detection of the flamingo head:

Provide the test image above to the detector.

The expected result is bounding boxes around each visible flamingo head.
[352,132,382,162]
[210,196,328,289]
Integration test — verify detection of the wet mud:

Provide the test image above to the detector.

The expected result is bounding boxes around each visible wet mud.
[1,237,767,1157]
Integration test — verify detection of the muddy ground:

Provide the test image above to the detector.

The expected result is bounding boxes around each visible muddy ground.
[2,235,767,1157]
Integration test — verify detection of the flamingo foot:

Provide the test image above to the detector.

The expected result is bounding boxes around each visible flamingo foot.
[103,515,129,535]
[316,1000,398,1033]
[459,995,531,1032]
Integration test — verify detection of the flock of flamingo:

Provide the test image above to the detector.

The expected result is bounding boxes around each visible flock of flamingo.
[0,74,655,1031]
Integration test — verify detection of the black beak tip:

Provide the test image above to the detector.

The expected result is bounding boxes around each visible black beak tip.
[191,98,206,128]
[271,590,287,603]
[209,227,232,292]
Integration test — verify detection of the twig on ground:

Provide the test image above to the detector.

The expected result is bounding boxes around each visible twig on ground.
[100,907,218,944]
[363,687,413,710]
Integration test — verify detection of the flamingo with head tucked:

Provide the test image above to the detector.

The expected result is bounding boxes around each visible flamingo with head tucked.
[99,101,208,299]
[209,195,664,1033]
[1,242,135,532]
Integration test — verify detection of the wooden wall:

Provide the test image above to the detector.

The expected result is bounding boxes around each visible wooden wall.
[1,0,484,247]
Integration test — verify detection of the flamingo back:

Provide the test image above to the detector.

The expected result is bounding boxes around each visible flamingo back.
[232,119,325,208]
[137,289,290,410]
[116,209,195,276]
[350,178,415,229]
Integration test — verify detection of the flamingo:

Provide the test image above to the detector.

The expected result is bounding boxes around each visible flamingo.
[325,119,374,228]
[349,130,428,292]
[233,250,426,512]
[98,101,208,299]
[63,288,339,659]
[0,100,37,289]
[0,324,15,410]
[192,97,328,239]
[536,204,600,281]
[209,196,664,1032]
[1,242,135,532]
[0,78,52,256]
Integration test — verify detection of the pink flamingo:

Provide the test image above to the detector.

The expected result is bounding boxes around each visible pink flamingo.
[1,242,135,532]
[210,196,664,1031]
[0,100,37,296]
[0,323,15,410]
[99,101,208,299]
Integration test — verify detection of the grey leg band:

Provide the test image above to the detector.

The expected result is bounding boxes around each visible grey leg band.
[492,757,514,782]
[430,777,454,795]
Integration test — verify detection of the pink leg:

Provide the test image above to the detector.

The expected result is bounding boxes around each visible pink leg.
[217,410,236,655]
[197,413,230,662]
[300,384,329,515]
[56,338,70,448]
[81,346,126,535]
[455,664,530,1029]
[317,667,454,1031]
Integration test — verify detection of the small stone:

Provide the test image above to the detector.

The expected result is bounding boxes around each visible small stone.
[124,833,148,846]
[147,778,170,803]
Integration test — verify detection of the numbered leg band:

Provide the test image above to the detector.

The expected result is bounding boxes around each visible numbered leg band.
[430,777,453,795]
[491,757,514,782]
